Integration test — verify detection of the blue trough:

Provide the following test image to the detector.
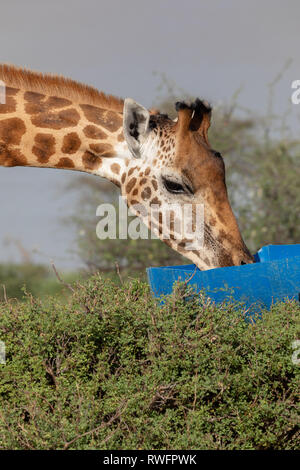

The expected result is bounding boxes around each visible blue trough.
[147,244,300,315]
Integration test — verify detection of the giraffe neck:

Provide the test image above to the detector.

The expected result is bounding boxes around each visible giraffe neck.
[0,83,132,186]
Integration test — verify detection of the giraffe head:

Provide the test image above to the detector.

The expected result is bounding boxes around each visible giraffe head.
[0,64,253,270]
[120,98,254,270]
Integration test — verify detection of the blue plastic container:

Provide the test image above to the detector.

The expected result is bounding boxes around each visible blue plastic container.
[147,244,300,314]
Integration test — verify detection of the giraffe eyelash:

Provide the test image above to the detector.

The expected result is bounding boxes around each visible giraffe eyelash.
[162,177,194,195]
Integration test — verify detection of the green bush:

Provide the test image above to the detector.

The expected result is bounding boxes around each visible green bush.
[0,276,299,450]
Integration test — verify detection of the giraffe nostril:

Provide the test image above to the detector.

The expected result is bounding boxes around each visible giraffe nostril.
[240,257,255,266]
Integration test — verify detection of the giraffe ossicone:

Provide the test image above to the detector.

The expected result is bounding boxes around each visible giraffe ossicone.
[0,64,254,270]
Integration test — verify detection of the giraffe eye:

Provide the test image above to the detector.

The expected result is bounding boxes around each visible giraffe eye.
[163,178,185,194]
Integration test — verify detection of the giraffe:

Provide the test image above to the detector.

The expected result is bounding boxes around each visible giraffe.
[0,65,254,270]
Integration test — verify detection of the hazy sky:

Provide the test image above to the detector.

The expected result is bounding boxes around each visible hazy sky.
[0,0,299,269]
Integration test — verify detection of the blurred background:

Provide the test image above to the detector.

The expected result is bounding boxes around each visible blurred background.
[0,0,299,299]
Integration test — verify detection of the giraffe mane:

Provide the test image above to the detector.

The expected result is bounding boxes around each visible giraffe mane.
[0,64,124,112]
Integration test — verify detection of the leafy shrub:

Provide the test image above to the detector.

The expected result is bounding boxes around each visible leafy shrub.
[0,276,299,449]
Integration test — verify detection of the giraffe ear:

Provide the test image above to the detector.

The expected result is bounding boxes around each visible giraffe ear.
[190,99,212,146]
[123,98,150,158]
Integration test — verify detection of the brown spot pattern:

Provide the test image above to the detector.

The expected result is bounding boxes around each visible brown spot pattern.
[141,186,151,200]
[0,117,26,145]
[0,144,27,166]
[5,87,19,96]
[111,163,120,174]
[62,132,81,154]
[83,125,107,140]
[89,142,114,157]
[80,104,122,132]
[56,157,75,169]
[25,92,71,115]
[24,91,45,103]
[129,199,140,207]
[32,133,56,163]
[151,179,158,190]
[126,177,137,194]
[0,95,17,114]
[82,151,102,170]
[31,108,80,129]
[46,96,72,108]
[25,101,45,115]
